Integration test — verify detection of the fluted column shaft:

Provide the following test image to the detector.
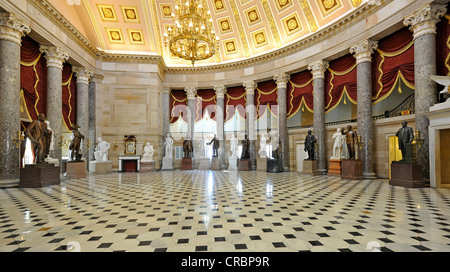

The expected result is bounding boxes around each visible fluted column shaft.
[0,12,30,187]
[243,81,257,169]
[274,73,290,171]
[214,85,226,168]
[39,45,69,167]
[308,60,329,173]
[404,3,446,180]
[350,39,378,179]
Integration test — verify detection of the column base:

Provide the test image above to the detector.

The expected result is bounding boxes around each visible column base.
[363,171,377,179]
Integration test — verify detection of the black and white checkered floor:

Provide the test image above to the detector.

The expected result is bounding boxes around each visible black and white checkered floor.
[1,170,450,252]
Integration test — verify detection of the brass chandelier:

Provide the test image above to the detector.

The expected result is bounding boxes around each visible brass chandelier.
[164,0,219,66]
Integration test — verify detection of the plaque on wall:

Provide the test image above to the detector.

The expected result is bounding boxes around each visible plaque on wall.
[124,135,136,154]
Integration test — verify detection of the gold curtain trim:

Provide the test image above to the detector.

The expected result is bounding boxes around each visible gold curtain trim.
[325,86,357,114]
[288,78,314,118]
[62,73,74,131]
[372,71,415,105]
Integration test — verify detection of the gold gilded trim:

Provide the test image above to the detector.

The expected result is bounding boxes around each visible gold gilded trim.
[262,0,282,48]
[229,0,251,57]
[298,0,318,32]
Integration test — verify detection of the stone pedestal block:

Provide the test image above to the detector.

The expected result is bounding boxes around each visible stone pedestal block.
[228,157,238,170]
[257,158,267,171]
[65,161,87,179]
[181,158,193,170]
[140,161,156,172]
[390,162,425,188]
[211,157,220,171]
[301,160,320,176]
[267,159,283,173]
[161,157,173,170]
[341,160,363,180]
[89,161,113,174]
[328,159,343,176]
[238,159,251,171]
[19,164,60,188]
[198,158,211,170]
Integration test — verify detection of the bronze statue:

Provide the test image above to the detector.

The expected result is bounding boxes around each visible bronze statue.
[207,134,220,157]
[24,113,49,164]
[343,125,358,159]
[69,124,85,162]
[272,137,282,160]
[396,121,414,161]
[240,134,250,160]
[304,130,316,160]
[182,138,193,158]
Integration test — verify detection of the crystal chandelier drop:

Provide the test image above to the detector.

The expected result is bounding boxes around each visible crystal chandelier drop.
[164,0,219,66]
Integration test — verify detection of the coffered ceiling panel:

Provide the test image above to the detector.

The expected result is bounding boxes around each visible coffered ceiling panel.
[48,0,362,66]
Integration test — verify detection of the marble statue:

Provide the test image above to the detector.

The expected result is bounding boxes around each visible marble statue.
[396,121,414,161]
[304,130,316,160]
[343,125,358,159]
[24,113,49,164]
[331,128,345,159]
[94,137,110,161]
[164,134,174,158]
[199,135,207,158]
[207,134,219,157]
[69,124,85,162]
[240,134,250,159]
[142,142,154,162]
[259,133,267,158]
[230,134,238,158]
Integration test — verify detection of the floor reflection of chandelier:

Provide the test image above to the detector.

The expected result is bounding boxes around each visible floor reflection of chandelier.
[164,0,219,66]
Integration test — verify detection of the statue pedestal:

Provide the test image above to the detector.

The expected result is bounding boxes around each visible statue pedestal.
[341,160,363,180]
[45,157,59,167]
[140,161,156,172]
[181,158,193,170]
[19,164,60,188]
[390,162,425,188]
[198,158,210,170]
[238,159,251,171]
[89,161,113,174]
[161,157,173,170]
[228,157,238,170]
[211,157,220,171]
[328,159,343,176]
[257,158,267,171]
[301,160,320,176]
[65,161,87,179]
[267,159,283,173]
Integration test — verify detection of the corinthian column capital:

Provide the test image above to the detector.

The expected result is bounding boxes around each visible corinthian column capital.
[308,60,329,79]
[185,86,197,100]
[273,73,291,89]
[214,85,226,99]
[0,12,31,45]
[39,45,69,70]
[243,80,257,96]
[403,3,447,39]
[72,66,93,85]
[349,39,378,64]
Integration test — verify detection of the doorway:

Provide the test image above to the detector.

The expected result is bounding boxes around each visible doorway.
[388,136,403,178]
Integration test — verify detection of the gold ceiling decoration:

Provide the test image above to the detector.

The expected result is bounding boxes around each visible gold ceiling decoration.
[163,0,220,66]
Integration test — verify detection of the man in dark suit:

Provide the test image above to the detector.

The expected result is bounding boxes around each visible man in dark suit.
[396,121,414,161]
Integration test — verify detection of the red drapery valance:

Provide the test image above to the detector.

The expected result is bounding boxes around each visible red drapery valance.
[225,86,246,122]
[325,54,357,113]
[437,13,450,76]
[372,27,415,103]
[287,70,314,117]
[195,89,217,122]
[256,80,278,119]
[170,89,188,124]
[62,62,77,130]
[20,36,47,121]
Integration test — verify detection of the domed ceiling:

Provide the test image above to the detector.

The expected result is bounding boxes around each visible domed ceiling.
[48,0,362,67]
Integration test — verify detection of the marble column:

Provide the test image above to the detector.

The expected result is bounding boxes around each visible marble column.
[72,67,93,165]
[185,86,197,145]
[274,73,290,171]
[350,39,378,179]
[0,12,30,188]
[243,80,257,169]
[161,87,171,159]
[39,45,69,167]
[403,3,446,180]
[88,74,103,163]
[308,60,329,174]
[214,85,226,168]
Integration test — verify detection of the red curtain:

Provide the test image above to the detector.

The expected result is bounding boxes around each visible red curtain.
[256,80,278,119]
[195,89,217,122]
[170,89,188,124]
[287,70,314,117]
[325,54,357,112]
[225,86,246,122]
[437,13,450,76]
[20,36,47,120]
[372,27,415,103]
[62,62,77,130]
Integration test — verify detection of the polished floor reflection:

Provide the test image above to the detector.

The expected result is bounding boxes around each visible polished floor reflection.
[1,170,450,252]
